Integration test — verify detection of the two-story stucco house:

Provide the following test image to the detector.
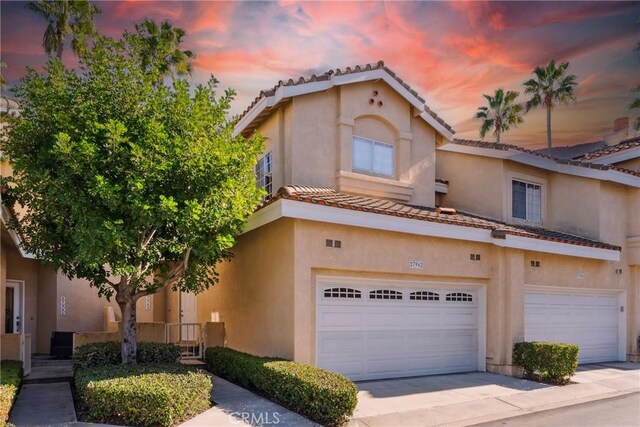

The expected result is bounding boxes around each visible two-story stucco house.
[2,63,639,381]
[194,61,640,380]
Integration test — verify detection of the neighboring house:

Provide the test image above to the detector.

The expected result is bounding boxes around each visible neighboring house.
[1,62,639,382]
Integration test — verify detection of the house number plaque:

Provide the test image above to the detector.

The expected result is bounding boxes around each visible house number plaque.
[409,260,424,269]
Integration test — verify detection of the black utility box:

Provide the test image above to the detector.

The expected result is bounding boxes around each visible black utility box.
[50,331,74,359]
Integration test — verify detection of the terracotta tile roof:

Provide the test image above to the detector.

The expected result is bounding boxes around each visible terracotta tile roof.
[451,138,640,178]
[238,60,455,136]
[271,185,620,251]
[578,136,640,161]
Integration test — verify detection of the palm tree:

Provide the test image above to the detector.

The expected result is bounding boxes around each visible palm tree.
[26,0,101,59]
[475,89,524,143]
[133,19,196,84]
[0,60,6,87]
[523,59,577,155]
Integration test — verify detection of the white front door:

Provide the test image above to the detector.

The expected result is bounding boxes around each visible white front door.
[180,291,197,341]
[4,281,24,334]
[525,290,620,364]
[317,282,481,381]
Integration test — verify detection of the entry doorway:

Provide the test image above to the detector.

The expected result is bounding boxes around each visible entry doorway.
[180,291,197,341]
[4,280,24,334]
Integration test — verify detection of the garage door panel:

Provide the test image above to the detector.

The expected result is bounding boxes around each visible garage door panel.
[443,310,477,327]
[525,291,619,364]
[318,307,366,329]
[367,331,406,355]
[317,284,481,380]
[317,331,364,355]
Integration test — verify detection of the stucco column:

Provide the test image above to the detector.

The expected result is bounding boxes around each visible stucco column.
[487,247,525,375]
[396,131,412,182]
[337,116,354,173]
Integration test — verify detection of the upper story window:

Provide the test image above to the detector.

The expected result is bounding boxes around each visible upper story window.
[352,136,394,178]
[255,151,272,199]
[512,179,542,224]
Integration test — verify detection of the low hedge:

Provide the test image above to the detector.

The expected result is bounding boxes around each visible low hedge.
[513,341,579,384]
[73,342,181,370]
[75,364,212,426]
[205,347,357,426]
[0,360,23,424]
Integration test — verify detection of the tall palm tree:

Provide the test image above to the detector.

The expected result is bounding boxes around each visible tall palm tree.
[0,60,6,87]
[26,0,101,59]
[475,89,524,143]
[523,59,577,155]
[133,19,196,84]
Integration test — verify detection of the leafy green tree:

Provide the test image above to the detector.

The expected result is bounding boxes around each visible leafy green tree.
[1,36,263,364]
[26,0,101,59]
[475,89,524,143]
[523,59,577,155]
[132,19,196,85]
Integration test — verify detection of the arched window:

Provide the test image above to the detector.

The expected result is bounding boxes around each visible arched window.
[323,287,361,299]
[445,292,473,302]
[369,289,403,300]
[410,291,440,301]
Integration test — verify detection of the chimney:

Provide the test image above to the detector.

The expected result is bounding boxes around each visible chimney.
[613,117,629,133]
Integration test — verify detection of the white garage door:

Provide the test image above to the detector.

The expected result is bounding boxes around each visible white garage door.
[525,291,619,364]
[317,284,479,381]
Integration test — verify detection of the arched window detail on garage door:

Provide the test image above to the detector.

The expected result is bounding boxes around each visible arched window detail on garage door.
[369,289,403,300]
[410,291,440,301]
[323,287,361,299]
[445,292,473,302]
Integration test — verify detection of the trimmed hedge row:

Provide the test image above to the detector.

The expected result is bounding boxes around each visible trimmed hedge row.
[205,347,357,426]
[72,341,181,370]
[75,364,212,426]
[513,341,579,384]
[0,360,23,424]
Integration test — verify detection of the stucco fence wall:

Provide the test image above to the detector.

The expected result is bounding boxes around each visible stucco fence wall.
[73,321,225,349]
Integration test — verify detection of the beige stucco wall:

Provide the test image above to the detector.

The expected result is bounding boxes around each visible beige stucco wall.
[436,151,504,218]
[196,218,295,359]
[254,81,439,207]
[616,157,640,172]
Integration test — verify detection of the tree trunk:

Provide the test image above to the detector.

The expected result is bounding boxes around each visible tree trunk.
[546,106,552,156]
[496,132,501,143]
[117,289,138,364]
[56,32,64,59]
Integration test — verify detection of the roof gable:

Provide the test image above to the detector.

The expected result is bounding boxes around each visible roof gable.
[234,61,455,140]
[577,136,640,164]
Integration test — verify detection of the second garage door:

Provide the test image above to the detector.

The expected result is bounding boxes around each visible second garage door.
[316,284,480,381]
[524,290,620,364]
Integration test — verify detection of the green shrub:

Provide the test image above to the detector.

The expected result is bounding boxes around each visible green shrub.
[75,364,212,426]
[0,360,23,424]
[205,347,357,426]
[73,342,181,370]
[513,341,579,383]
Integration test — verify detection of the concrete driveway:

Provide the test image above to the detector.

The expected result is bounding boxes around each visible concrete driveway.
[349,363,640,426]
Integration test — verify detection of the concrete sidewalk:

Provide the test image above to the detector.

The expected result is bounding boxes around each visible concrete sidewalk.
[349,362,640,426]
[9,382,77,426]
[179,376,318,427]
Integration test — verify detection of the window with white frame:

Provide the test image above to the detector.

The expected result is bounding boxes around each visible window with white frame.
[352,136,394,177]
[512,179,542,223]
[255,151,272,199]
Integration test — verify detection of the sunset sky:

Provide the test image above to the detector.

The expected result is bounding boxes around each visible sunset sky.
[1,1,639,148]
